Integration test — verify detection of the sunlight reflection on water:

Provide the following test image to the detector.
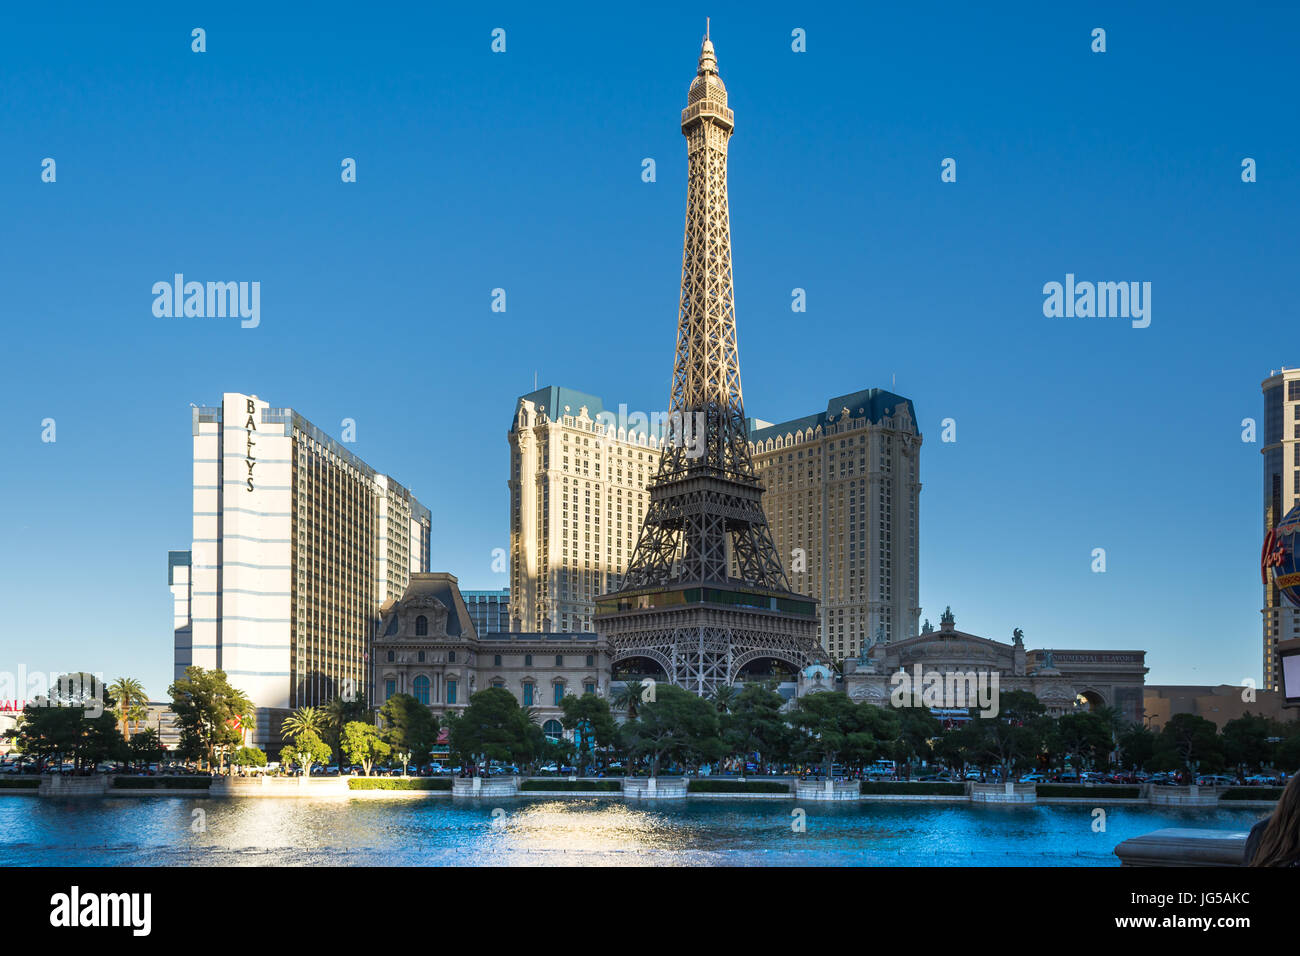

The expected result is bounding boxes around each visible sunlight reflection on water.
[0,796,1263,867]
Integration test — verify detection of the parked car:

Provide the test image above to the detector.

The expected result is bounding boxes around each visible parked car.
[1196,774,1236,787]
[1245,774,1280,786]
[1020,772,1047,783]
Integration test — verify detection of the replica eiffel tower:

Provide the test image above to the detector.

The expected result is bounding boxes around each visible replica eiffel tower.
[594,26,821,696]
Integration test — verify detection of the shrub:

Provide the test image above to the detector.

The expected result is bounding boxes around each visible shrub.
[687,779,789,794]
[1221,787,1283,801]
[0,778,40,789]
[522,779,622,792]
[112,775,212,790]
[1036,784,1140,798]
[348,777,451,791]
[860,781,965,796]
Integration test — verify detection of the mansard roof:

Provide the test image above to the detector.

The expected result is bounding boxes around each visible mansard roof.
[386,572,479,641]
[748,388,919,442]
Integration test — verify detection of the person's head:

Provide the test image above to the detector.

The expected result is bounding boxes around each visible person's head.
[1251,773,1300,867]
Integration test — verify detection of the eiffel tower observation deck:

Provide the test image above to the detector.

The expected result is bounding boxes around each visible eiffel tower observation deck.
[594,26,821,696]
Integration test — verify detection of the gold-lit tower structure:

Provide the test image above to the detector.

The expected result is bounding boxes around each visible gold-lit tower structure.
[595,27,821,694]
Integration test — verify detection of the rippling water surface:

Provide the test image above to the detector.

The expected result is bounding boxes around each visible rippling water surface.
[0,796,1262,866]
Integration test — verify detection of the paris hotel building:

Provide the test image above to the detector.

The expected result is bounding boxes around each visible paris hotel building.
[169,391,430,746]
[508,385,921,659]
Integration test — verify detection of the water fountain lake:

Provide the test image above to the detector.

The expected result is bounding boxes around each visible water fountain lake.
[0,797,1264,866]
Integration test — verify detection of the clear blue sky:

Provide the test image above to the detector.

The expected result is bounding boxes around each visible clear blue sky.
[2,2,1295,700]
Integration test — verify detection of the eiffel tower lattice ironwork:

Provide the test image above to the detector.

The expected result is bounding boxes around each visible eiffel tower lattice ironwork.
[594,27,821,697]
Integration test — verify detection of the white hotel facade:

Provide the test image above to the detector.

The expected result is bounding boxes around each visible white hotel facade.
[170,392,429,746]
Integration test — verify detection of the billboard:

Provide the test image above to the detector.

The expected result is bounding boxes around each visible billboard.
[1262,504,1300,608]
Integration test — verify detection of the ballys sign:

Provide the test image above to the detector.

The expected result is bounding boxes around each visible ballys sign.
[1262,504,1300,607]
[243,398,257,493]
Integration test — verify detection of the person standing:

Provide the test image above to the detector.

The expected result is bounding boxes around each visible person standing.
[1245,774,1300,866]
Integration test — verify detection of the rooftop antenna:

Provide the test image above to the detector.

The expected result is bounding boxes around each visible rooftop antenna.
[706,16,710,40]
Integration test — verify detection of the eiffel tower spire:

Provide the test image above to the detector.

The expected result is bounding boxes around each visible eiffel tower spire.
[621,28,786,592]
[595,31,820,696]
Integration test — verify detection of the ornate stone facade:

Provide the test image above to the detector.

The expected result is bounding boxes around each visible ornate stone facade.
[372,573,608,735]
[837,608,1147,722]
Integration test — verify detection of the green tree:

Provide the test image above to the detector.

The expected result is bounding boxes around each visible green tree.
[1152,713,1224,778]
[231,746,267,770]
[7,673,125,771]
[1117,723,1156,771]
[611,679,649,720]
[279,729,332,776]
[1275,726,1300,774]
[889,706,941,777]
[281,706,327,742]
[709,684,739,715]
[108,677,149,742]
[1052,712,1114,770]
[377,693,439,765]
[934,720,985,774]
[448,687,534,768]
[725,680,795,772]
[340,721,391,776]
[129,728,165,770]
[168,666,254,770]
[324,693,370,767]
[559,692,618,775]
[620,685,719,776]
[789,693,891,777]
[1222,713,1276,772]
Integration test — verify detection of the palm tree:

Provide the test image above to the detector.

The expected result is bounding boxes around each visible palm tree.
[612,679,647,719]
[281,706,326,742]
[324,693,368,767]
[710,684,739,715]
[1093,705,1128,760]
[108,677,148,741]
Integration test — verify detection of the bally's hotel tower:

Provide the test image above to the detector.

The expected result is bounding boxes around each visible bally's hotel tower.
[170,392,429,744]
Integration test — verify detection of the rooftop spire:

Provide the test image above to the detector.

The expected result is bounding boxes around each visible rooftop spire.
[698,18,717,75]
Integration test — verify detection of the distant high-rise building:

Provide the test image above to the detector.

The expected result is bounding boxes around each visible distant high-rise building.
[1261,369,1300,692]
[508,387,666,633]
[749,389,922,658]
[170,392,430,746]
[463,588,511,635]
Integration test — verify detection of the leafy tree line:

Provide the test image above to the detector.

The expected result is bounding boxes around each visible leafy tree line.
[10,666,1298,784]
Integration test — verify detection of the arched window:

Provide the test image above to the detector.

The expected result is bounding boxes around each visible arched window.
[415,615,428,636]
[542,719,564,742]
[412,675,430,705]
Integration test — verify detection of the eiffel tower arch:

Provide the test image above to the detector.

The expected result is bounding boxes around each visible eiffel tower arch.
[594,26,821,697]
